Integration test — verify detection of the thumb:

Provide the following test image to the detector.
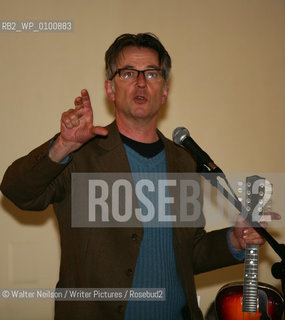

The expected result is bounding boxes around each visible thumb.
[90,126,109,137]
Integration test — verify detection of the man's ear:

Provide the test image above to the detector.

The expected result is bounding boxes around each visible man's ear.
[105,80,115,102]
[161,83,169,105]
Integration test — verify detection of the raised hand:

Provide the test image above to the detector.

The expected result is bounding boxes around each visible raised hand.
[49,89,108,163]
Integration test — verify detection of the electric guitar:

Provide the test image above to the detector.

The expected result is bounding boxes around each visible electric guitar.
[215,176,284,319]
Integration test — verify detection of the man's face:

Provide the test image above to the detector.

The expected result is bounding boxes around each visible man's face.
[105,46,169,125]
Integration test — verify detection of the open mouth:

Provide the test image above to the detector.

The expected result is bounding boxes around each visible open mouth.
[134,95,147,104]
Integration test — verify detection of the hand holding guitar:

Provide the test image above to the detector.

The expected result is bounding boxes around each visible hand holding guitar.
[229,212,281,251]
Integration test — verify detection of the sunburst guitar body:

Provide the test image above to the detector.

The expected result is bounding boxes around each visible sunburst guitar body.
[215,176,284,320]
[215,281,284,319]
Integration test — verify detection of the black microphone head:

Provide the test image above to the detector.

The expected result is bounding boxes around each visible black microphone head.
[172,127,190,145]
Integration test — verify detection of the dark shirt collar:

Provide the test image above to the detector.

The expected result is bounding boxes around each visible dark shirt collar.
[120,133,164,158]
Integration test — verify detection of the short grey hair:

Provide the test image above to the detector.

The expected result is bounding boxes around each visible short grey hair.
[105,33,172,81]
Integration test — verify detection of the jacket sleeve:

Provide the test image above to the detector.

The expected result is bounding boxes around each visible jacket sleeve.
[192,227,241,274]
[0,138,71,211]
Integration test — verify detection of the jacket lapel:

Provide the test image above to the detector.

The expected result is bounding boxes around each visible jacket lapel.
[94,120,132,173]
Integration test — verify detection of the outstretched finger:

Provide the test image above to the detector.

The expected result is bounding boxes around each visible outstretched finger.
[74,96,83,110]
[81,89,92,109]
[260,212,281,222]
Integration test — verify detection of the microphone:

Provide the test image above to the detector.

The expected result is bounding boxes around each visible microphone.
[172,127,223,174]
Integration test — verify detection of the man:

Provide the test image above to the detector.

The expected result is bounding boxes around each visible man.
[1,33,268,320]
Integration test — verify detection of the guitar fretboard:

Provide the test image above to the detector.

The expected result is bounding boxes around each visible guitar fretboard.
[243,244,259,312]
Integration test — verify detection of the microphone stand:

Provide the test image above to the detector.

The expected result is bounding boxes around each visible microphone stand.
[199,163,285,303]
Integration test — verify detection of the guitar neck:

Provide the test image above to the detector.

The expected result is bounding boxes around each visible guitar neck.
[242,175,269,313]
[215,175,282,319]
[243,243,259,313]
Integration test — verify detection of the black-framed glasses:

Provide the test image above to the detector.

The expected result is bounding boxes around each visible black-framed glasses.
[110,68,165,82]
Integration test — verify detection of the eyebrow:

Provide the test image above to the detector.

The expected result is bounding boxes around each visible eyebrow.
[120,64,160,69]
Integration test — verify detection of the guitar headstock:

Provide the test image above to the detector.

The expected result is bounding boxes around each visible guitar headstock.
[245,175,273,224]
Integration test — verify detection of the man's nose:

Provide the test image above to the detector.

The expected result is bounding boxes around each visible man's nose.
[136,71,147,87]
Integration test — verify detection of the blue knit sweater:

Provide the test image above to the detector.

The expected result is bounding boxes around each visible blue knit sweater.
[123,144,186,320]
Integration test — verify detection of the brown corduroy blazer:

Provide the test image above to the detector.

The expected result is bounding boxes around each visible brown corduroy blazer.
[1,121,240,320]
